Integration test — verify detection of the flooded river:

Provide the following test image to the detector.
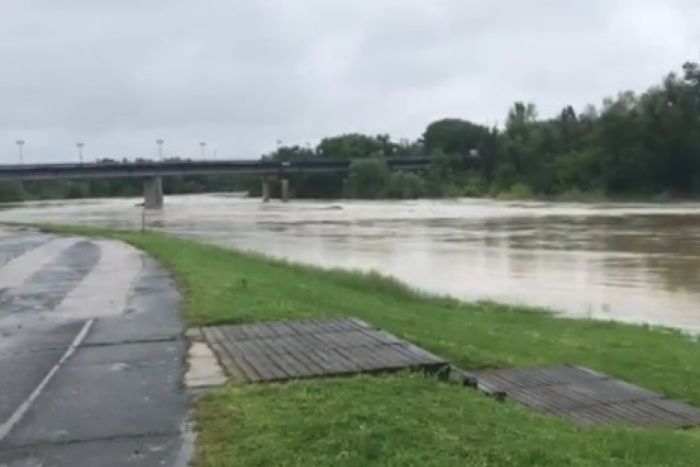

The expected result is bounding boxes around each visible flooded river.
[2,195,699,333]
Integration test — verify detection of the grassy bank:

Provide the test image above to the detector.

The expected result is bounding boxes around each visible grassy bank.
[35,224,700,466]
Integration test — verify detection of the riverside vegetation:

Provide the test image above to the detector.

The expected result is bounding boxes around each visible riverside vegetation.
[3,59,700,203]
[35,224,700,467]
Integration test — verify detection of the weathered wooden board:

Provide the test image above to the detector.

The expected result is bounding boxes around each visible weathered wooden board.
[464,364,700,428]
[201,317,448,384]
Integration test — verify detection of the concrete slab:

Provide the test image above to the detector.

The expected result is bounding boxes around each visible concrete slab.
[0,234,50,268]
[73,339,184,368]
[0,232,189,464]
[0,321,84,357]
[0,433,185,467]
[1,341,187,447]
[50,240,143,322]
[0,320,85,427]
[83,258,183,345]
[0,237,82,291]
[0,350,64,423]
[185,341,227,389]
[83,311,183,346]
[0,241,99,320]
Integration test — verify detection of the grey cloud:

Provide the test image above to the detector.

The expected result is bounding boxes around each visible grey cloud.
[1,0,699,162]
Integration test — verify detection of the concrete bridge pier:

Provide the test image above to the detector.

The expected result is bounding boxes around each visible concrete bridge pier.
[262,178,271,202]
[143,176,164,209]
[281,179,290,202]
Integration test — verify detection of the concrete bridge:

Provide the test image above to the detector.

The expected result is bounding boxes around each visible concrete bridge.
[0,157,436,209]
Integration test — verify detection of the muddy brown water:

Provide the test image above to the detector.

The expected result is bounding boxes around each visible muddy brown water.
[2,195,699,333]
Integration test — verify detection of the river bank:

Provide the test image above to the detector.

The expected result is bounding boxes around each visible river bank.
[30,223,700,466]
[3,196,700,333]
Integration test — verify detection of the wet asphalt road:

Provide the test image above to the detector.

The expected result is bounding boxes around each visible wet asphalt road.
[0,228,189,466]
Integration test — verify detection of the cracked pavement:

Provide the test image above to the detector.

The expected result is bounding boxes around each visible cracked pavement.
[0,228,190,466]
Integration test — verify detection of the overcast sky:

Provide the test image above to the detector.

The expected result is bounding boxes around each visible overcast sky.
[1,0,699,163]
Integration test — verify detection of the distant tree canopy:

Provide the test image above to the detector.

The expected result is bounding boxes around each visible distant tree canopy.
[318,134,390,159]
[423,119,492,156]
[3,58,700,202]
[268,60,700,200]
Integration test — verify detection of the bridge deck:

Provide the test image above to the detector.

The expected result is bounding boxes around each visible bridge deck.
[201,317,448,383]
[0,156,438,181]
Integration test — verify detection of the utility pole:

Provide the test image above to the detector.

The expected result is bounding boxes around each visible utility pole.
[199,141,207,159]
[76,142,85,164]
[156,139,164,160]
[16,140,25,164]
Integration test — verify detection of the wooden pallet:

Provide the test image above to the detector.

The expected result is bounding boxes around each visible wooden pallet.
[462,364,700,428]
[201,317,448,383]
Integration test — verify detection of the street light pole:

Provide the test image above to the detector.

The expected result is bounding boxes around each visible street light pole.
[76,142,85,164]
[156,139,164,160]
[199,141,206,159]
[16,140,25,164]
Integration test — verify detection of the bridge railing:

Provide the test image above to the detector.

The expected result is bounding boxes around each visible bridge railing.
[0,156,440,181]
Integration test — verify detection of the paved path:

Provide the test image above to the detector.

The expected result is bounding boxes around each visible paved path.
[0,228,189,466]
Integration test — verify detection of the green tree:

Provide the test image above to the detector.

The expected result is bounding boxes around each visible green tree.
[0,181,26,202]
[318,134,389,159]
[554,149,602,192]
[5,58,700,202]
[423,119,491,157]
[268,145,315,161]
[386,172,428,199]
[343,158,391,198]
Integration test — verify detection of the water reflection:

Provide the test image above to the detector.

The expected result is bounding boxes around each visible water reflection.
[1,195,699,332]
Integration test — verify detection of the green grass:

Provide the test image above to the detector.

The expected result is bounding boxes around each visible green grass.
[33,224,700,466]
[198,375,700,467]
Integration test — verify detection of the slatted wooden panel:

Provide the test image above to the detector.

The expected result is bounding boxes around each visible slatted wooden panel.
[466,364,700,428]
[201,317,448,383]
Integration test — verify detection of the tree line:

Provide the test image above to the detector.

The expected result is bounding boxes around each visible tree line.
[2,58,699,202]
[270,59,700,200]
